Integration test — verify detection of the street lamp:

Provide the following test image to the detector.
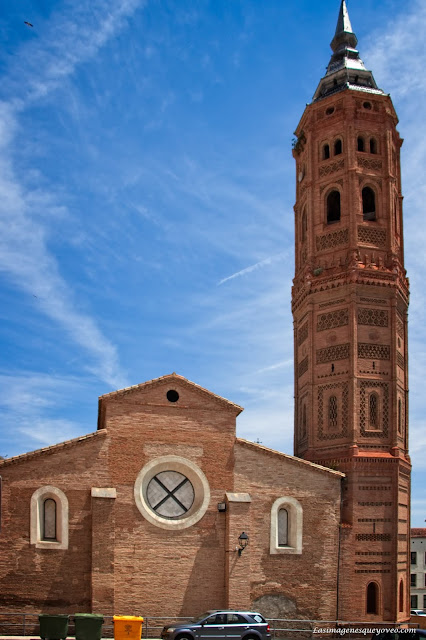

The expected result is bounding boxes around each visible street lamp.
[238,531,249,556]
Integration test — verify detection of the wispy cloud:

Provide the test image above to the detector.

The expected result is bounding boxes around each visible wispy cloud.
[0,1,146,389]
[0,372,93,453]
[218,251,288,285]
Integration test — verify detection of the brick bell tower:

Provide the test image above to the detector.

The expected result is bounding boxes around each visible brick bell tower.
[292,1,410,623]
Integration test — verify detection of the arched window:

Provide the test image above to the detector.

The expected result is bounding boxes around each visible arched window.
[358,136,365,152]
[394,195,399,232]
[366,582,379,614]
[334,139,342,155]
[301,208,307,243]
[399,579,404,613]
[362,187,376,221]
[270,496,303,555]
[43,498,57,540]
[327,190,341,224]
[30,486,69,550]
[323,144,330,160]
[370,138,377,154]
[398,399,402,434]
[329,396,338,430]
[278,508,288,546]
[369,393,378,429]
[302,404,307,437]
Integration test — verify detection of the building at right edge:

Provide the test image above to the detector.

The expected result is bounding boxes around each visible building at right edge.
[292,0,411,623]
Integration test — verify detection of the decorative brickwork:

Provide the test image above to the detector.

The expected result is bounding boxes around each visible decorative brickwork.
[358,343,390,360]
[397,297,407,316]
[298,322,308,346]
[319,158,344,177]
[396,317,404,338]
[357,157,382,171]
[317,309,349,331]
[358,226,387,247]
[361,569,390,577]
[316,227,348,251]
[317,382,349,440]
[358,502,392,507]
[316,343,350,364]
[358,308,389,327]
[397,351,405,369]
[298,356,309,377]
[360,297,387,305]
[356,534,391,541]
[358,486,392,491]
[319,298,346,309]
[359,381,389,437]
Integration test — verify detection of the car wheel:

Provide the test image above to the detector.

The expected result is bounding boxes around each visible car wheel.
[175,634,192,640]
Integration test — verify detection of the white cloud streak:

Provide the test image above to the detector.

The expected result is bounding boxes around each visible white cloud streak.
[0,1,146,388]
[218,251,288,285]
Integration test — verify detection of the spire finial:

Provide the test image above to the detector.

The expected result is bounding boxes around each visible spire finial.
[331,0,357,52]
[311,0,383,102]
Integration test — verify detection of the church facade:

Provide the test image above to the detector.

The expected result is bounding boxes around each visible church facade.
[0,1,411,625]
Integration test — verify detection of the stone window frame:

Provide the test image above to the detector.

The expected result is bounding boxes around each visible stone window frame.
[30,486,69,550]
[134,455,210,531]
[270,496,303,555]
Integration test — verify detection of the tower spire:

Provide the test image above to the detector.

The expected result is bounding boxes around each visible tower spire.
[330,0,357,52]
[312,0,382,102]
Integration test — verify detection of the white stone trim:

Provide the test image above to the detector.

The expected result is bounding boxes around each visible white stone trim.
[270,496,303,555]
[30,486,69,550]
[134,455,210,530]
[91,487,117,498]
[225,492,252,503]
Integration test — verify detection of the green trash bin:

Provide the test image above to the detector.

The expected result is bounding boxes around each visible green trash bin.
[74,613,104,640]
[39,614,69,640]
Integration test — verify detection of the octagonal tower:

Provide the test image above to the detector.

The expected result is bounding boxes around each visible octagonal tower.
[292,1,410,622]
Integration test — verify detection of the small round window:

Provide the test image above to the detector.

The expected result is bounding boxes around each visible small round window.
[147,471,194,519]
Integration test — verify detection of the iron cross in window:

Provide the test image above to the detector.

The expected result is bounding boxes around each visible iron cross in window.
[147,471,195,519]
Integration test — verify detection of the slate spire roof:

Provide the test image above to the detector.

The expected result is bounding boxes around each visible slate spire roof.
[313,0,384,102]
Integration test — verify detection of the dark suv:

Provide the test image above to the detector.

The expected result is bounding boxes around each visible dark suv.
[161,610,271,640]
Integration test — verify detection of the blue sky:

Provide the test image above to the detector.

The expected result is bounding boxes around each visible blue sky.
[0,0,425,526]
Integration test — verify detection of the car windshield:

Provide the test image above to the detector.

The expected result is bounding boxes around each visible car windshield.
[190,613,212,624]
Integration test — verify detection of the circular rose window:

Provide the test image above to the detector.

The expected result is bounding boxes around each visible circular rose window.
[134,455,210,530]
[147,471,195,519]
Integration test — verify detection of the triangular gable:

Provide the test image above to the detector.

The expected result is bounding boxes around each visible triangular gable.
[97,373,243,429]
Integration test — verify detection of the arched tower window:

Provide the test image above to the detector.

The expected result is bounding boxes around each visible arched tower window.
[327,190,341,224]
[358,136,365,152]
[43,498,57,540]
[370,138,377,154]
[329,396,338,430]
[302,404,307,437]
[323,144,330,160]
[399,579,404,612]
[369,393,379,429]
[366,582,379,614]
[334,139,342,155]
[301,208,307,243]
[362,187,376,221]
[394,195,399,233]
[277,508,289,546]
[398,399,402,434]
